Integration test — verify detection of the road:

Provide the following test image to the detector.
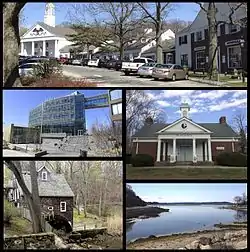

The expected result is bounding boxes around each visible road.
[63,65,214,87]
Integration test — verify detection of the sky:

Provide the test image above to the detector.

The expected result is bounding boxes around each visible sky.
[21,3,200,28]
[144,90,247,125]
[3,90,113,130]
[127,183,247,203]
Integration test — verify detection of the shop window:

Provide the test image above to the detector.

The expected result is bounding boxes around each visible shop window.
[196,51,206,69]
[180,54,188,66]
[227,46,242,68]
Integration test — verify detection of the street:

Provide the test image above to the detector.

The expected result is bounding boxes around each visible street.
[63,65,214,87]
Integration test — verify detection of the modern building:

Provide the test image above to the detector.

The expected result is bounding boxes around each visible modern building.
[20,3,76,58]
[3,124,40,144]
[175,3,247,73]
[29,90,122,136]
[131,103,240,163]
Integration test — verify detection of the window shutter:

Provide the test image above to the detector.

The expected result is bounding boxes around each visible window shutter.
[179,37,181,45]
[194,32,196,42]
[191,33,194,42]
[217,25,221,36]
[185,35,187,44]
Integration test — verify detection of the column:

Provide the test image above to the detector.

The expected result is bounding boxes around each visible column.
[193,138,196,161]
[163,141,166,161]
[156,138,161,162]
[208,138,212,162]
[54,40,58,58]
[136,139,139,154]
[43,40,46,56]
[21,42,24,55]
[232,138,235,152]
[173,138,176,162]
[31,41,35,56]
[204,141,208,161]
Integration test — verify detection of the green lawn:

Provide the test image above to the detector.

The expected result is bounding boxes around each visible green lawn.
[126,166,247,180]
[5,217,33,236]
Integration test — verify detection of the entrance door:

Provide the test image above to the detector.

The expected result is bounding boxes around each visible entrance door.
[78,130,83,136]
[179,146,193,161]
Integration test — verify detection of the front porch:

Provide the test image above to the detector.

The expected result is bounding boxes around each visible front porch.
[156,138,212,163]
[21,39,58,57]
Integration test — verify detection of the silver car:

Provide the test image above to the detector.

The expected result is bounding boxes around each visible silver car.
[152,64,188,81]
[72,59,82,65]
[138,63,158,77]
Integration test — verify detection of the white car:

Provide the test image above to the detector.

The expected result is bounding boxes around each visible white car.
[138,63,158,77]
[87,59,100,67]
[19,62,41,76]
[72,59,82,65]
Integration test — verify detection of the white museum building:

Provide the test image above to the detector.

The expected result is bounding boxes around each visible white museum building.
[20,3,75,58]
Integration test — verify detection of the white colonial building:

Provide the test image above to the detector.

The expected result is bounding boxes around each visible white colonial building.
[20,3,75,58]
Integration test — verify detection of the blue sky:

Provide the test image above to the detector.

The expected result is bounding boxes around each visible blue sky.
[21,3,200,28]
[3,90,113,130]
[145,90,247,125]
[127,183,247,203]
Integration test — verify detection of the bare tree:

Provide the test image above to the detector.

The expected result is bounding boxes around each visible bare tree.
[67,3,146,59]
[4,161,43,233]
[126,90,166,152]
[137,2,173,64]
[3,3,26,87]
[232,113,247,154]
[233,196,242,207]
[166,19,192,33]
[196,3,246,79]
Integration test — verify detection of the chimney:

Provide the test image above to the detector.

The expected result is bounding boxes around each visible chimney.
[219,116,226,124]
[145,117,154,125]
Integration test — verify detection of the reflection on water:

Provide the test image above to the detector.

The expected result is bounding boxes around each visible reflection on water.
[126,205,247,242]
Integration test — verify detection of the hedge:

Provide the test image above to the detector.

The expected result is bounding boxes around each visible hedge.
[131,154,154,167]
[216,152,247,167]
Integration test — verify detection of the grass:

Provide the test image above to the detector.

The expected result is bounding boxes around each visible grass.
[126,166,247,180]
[73,208,102,225]
[5,217,33,236]
[106,211,123,236]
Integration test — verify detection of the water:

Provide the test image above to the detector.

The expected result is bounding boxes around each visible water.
[126,204,247,243]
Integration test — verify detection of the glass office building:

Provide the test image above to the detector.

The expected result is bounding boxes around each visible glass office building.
[29,90,122,136]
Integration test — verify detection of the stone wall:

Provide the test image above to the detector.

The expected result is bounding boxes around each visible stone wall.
[4,232,56,250]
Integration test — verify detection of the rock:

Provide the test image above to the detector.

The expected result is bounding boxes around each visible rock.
[148,235,156,239]
[224,232,235,240]
[185,240,200,249]
[199,237,212,245]
[199,244,212,249]
[211,233,225,243]
[234,240,247,249]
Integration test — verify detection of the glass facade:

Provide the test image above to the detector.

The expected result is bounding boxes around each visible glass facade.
[110,90,122,101]
[29,92,86,135]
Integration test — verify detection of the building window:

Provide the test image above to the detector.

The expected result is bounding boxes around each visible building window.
[60,202,66,212]
[196,31,202,41]
[179,35,187,45]
[166,54,173,64]
[196,51,206,70]
[229,24,238,34]
[110,90,122,101]
[112,103,122,115]
[180,54,188,66]
[35,43,38,48]
[227,46,242,68]
[41,171,47,181]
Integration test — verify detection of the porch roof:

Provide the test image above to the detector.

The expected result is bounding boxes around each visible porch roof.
[132,122,239,138]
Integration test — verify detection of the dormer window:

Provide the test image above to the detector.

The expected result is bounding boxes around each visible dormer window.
[41,171,47,181]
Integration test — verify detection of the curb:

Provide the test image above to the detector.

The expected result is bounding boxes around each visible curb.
[188,77,230,87]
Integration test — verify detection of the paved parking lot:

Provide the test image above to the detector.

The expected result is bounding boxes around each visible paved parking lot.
[63,65,215,87]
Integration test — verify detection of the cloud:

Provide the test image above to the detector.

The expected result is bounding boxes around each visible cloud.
[157,100,170,107]
[209,98,247,111]
[175,108,199,114]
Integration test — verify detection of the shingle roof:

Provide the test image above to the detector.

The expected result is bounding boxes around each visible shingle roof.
[22,173,74,197]
[37,22,76,37]
[141,39,175,55]
[125,38,154,51]
[132,122,239,138]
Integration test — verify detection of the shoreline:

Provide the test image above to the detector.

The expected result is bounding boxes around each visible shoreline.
[127,225,247,249]
[127,221,247,245]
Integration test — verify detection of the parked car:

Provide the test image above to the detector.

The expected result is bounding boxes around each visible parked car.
[152,64,188,81]
[19,57,49,65]
[88,59,100,67]
[72,59,82,65]
[19,62,41,76]
[81,58,89,66]
[106,59,123,71]
[98,59,109,68]
[121,57,155,75]
[59,57,69,64]
[138,62,159,77]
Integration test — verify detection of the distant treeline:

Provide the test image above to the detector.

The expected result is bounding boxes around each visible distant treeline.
[147,202,234,205]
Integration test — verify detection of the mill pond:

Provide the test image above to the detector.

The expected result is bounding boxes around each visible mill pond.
[126,204,247,243]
